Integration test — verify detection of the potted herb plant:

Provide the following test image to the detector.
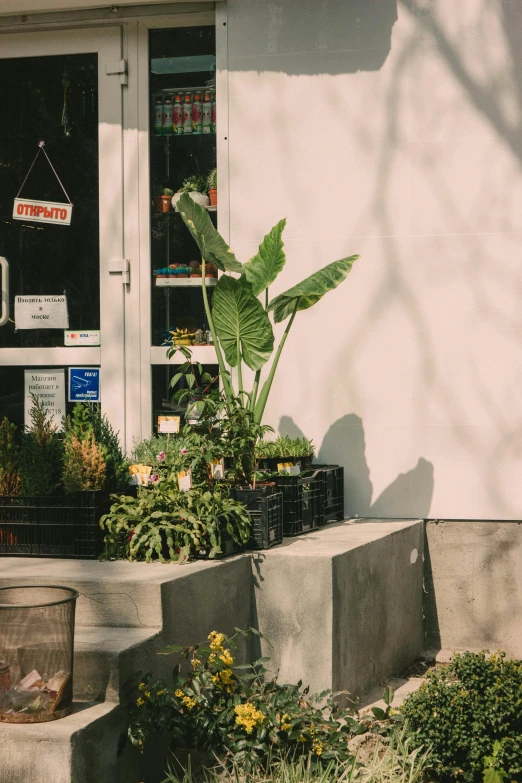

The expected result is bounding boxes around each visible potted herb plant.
[172,175,209,211]
[189,260,201,278]
[154,188,174,213]
[207,168,217,206]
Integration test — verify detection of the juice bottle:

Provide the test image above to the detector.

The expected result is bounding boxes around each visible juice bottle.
[183,92,193,134]
[153,96,163,135]
[162,96,173,136]
[173,93,183,135]
[192,92,202,134]
[202,91,212,134]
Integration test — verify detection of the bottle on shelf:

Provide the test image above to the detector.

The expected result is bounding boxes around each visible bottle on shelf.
[154,95,163,136]
[173,93,183,135]
[183,92,193,135]
[211,90,217,134]
[202,91,212,134]
[162,95,173,136]
[192,92,203,134]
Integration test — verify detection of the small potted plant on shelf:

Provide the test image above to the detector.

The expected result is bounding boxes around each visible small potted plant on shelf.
[189,260,202,278]
[207,168,217,206]
[169,328,195,346]
[171,175,209,211]
[205,262,218,279]
[154,188,175,213]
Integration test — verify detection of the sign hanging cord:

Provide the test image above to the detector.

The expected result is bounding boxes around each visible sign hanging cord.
[15,141,73,204]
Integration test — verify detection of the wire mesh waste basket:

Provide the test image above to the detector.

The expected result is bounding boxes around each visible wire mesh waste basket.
[0,585,78,723]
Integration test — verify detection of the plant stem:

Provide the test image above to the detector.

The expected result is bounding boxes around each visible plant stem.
[250,370,261,411]
[201,259,235,403]
[237,343,243,395]
[253,301,299,424]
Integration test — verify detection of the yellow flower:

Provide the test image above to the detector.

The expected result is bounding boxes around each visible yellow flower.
[212,668,235,691]
[208,631,226,651]
[312,740,324,756]
[219,649,235,666]
[191,658,201,668]
[138,682,146,691]
[181,695,197,710]
[145,691,151,699]
[280,713,291,731]
[136,697,145,707]
[234,703,264,734]
[175,689,184,698]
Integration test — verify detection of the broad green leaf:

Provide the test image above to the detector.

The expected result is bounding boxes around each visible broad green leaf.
[177,192,242,273]
[267,255,359,323]
[483,769,507,783]
[243,218,286,296]
[212,276,274,370]
[383,685,394,706]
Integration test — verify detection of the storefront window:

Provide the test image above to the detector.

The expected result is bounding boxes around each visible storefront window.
[149,26,218,430]
[0,53,99,351]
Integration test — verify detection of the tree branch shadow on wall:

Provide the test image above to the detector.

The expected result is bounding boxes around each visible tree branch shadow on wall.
[228,0,398,75]
[280,413,434,519]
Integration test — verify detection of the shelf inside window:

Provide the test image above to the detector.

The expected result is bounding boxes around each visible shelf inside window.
[154,277,217,287]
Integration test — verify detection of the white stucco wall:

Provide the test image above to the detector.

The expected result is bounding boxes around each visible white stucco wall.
[226,0,522,520]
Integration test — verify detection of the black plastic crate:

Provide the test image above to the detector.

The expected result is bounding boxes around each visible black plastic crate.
[0,491,109,559]
[247,492,283,549]
[274,473,322,536]
[310,465,344,525]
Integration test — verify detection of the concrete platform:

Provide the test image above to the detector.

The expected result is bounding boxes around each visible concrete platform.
[0,519,425,783]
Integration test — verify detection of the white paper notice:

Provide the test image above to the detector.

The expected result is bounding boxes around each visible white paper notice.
[24,369,66,430]
[15,295,69,330]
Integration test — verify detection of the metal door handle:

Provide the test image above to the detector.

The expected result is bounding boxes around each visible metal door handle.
[0,256,9,327]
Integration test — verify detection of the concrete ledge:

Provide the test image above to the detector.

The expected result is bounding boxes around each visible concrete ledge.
[253,520,424,700]
[425,520,522,656]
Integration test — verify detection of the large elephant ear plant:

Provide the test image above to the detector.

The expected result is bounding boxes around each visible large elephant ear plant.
[175,192,359,425]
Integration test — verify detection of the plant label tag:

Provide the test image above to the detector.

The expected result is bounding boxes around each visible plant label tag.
[277,462,301,475]
[15,295,69,330]
[158,416,180,434]
[178,469,192,492]
[211,458,225,480]
[13,198,73,225]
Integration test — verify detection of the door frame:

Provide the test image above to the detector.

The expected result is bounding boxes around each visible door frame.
[0,26,126,439]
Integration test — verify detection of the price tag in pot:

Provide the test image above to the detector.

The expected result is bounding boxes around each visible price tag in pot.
[178,469,192,492]
[277,462,301,476]
[211,458,225,480]
[158,415,180,434]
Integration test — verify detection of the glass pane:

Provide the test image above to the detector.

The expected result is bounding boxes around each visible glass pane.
[149,26,217,348]
[0,367,86,428]
[152,363,219,432]
[0,53,99,349]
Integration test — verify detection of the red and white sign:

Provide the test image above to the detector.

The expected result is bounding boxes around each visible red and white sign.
[13,198,73,226]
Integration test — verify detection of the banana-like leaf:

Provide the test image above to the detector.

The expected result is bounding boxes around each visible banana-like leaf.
[243,218,286,296]
[212,276,274,370]
[177,192,243,273]
[267,255,359,322]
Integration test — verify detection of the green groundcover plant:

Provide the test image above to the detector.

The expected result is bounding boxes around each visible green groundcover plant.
[256,436,314,460]
[161,728,432,783]
[127,629,393,773]
[399,651,522,783]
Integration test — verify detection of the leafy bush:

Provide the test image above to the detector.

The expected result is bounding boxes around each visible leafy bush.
[400,651,522,783]
[132,427,224,487]
[100,481,251,562]
[0,417,21,495]
[256,436,314,459]
[20,396,64,496]
[64,403,127,493]
[127,630,375,772]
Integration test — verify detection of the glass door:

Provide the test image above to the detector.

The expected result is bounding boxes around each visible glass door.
[0,27,125,437]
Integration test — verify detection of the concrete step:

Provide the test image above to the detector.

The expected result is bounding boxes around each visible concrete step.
[73,625,163,702]
[0,555,247,629]
[0,701,142,783]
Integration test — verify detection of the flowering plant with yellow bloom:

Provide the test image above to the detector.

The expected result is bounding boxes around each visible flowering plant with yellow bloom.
[127,627,375,772]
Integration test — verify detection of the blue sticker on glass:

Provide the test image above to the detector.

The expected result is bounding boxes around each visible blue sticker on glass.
[68,367,100,402]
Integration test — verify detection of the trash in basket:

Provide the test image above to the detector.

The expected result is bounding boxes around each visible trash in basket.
[0,585,78,723]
